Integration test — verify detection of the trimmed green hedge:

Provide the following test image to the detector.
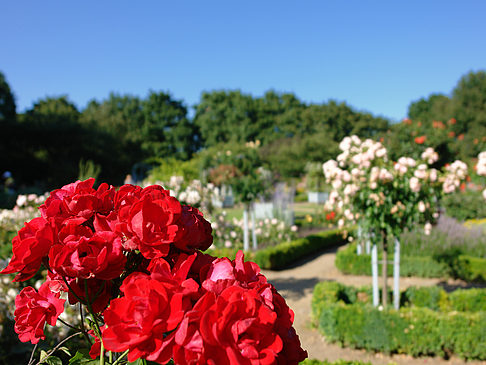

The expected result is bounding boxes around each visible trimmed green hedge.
[252,228,348,270]
[312,282,486,360]
[207,228,349,270]
[335,243,486,282]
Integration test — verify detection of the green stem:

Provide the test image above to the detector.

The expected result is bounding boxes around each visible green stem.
[100,342,105,365]
[111,350,130,365]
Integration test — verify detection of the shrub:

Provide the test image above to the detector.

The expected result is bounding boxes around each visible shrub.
[253,228,348,270]
[442,189,486,221]
[312,282,486,360]
[335,242,486,282]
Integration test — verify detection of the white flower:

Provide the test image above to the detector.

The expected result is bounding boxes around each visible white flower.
[424,222,432,235]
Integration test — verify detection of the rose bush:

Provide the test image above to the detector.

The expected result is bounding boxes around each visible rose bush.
[0,178,307,364]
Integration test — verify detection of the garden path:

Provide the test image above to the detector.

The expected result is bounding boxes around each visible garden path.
[261,245,486,365]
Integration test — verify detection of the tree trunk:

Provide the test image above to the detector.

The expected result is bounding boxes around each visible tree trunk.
[382,231,388,307]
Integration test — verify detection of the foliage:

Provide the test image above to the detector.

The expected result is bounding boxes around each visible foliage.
[77,159,101,181]
[442,188,486,221]
[200,143,272,203]
[405,70,486,161]
[252,228,349,270]
[0,71,16,124]
[400,215,486,258]
[335,241,486,282]
[145,157,200,183]
[312,281,486,360]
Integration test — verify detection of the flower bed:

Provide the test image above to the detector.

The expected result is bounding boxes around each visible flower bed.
[312,282,486,360]
[335,242,486,282]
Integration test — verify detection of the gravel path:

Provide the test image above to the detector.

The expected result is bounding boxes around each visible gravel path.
[261,245,486,365]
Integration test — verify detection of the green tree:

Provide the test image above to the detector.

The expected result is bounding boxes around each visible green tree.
[194,90,257,146]
[451,70,486,134]
[0,71,17,177]
[20,96,85,186]
[141,91,200,160]
[0,71,16,124]
[408,93,452,123]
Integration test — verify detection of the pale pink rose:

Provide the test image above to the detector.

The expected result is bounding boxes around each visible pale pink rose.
[418,201,426,213]
[424,222,432,235]
[376,148,387,158]
[410,177,421,192]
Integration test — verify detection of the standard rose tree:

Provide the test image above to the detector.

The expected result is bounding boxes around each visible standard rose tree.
[1,178,307,364]
[323,136,467,308]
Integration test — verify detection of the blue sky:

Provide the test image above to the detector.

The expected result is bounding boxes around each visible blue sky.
[1,1,485,121]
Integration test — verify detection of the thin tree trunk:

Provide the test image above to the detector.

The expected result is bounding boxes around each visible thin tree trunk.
[382,231,388,307]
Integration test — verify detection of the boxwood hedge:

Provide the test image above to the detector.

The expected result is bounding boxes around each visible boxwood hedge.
[312,281,486,360]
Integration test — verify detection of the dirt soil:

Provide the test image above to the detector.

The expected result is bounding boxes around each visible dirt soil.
[261,245,486,365]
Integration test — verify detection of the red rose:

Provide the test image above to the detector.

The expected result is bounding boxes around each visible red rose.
[1,217,55,282]
[102,266,196,364]
[39,178,115,226]
[174,286,285,365]
[125,186,183,259]
[49,231,126,280]
[14,281,65,344]
[256,284,308,364]
[174,206,213,252]
[66,277,113,313]
[201,250,266,295]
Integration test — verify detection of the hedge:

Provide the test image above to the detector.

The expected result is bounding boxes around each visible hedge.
[335,243,486,282]
[312,282,486,360]
[206,228,349,270]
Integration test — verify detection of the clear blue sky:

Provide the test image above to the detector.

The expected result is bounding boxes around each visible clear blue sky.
[1,1,485,122]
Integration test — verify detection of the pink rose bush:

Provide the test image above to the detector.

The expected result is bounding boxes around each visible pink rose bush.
[1,178,307,364]
[323,136,467,236]
[476,151,486,199]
